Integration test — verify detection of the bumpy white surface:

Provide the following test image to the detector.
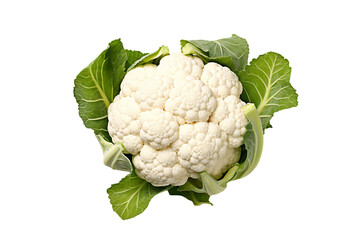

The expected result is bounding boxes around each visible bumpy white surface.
[120,64,157,98]
[165,76,217,124]
[133,145,189,186]
[210,95,248,148]
[171,122,228,178]
[157,53,204,81]
[205,147,241,180]
[107,53,249,186]
[139,109,179,150]
[134,75,173,111]
[201,62,242,99]
[108,95,143,155]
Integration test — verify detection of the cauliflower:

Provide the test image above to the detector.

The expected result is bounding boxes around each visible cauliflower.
[108,95,143,155]
[171,122,228,178]
[201,62,242,98]
[133,145,189,187]
[139,109,179,150]
[165,76,217,124]
[107,53,249,186]
[210,96,248,148]
[120,64,157,98]
[206,147,241,180]
[157,52,204,80]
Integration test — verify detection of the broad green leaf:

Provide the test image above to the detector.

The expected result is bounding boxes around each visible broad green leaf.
[127,45,169,71]
[96,135,132,172]
[177,104,263,195]
[239,52,298,128]
[168,187,212,206]
[181,34,249,72]
[74,39,149,141]
[73,40,127,140]
[107,171,168,220]
[107,39,128,96]
[74,49,112,139]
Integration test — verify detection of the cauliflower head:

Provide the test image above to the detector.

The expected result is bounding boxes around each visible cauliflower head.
[107,53,249,186]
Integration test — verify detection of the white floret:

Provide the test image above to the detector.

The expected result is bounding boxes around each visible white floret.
[165,76,217,124]
[107,52,249,186]
[201,62,242,99]
[210,95,248,148]
[133,144,189,186]
[107,95,143,155]
[120,64,157,98]
[139,109,179,150]
[134,75,173,111]
[205,147,241,179]
[157,53,204,81]
[171,122,228,177]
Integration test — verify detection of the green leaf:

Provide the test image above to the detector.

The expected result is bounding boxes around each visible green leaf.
[74,39,149,140]
[168,187,212,206]
[177,159,241,195]
[181,34,249,72]
[233,104,264,179]
[124,50,147,70]
[96,134,132,172]
[176,104,263,195]
[73,39,127,140]
[177,172,226,195]
[127,45,169,71]
[107,171,168,220]
[73,50,112,139]
[106,39,128,96]
[239,52,298,128]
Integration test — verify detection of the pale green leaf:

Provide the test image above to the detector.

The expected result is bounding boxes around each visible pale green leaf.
[233,104,264,179]
[96,135,132,172]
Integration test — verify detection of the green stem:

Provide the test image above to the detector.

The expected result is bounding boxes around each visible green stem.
[181,43,209,64]
[240,104,264,178]
[127,45,169,71]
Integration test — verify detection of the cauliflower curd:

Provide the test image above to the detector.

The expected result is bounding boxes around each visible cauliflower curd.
[107,53,248,186]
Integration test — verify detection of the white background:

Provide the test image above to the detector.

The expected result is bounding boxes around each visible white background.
[1,0,359,239]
